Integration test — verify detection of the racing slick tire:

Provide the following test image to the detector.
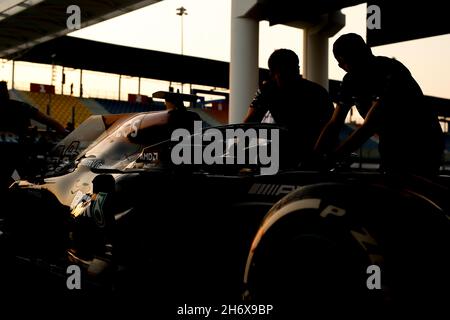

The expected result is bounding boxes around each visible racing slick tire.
[243,182,449,317]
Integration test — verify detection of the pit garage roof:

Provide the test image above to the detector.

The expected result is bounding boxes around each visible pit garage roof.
[245,0,366,26]
[366,0,450,46]
[245,0,450,47]
[7,35,269,89]
[0,0,162,57]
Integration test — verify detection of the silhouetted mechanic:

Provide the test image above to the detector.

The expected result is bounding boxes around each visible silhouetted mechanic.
[0,81,66,188]
[315,33,444,176]
[244,49,334,167]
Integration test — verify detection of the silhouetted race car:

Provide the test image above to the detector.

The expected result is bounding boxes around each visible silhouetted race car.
[0,103,449,317]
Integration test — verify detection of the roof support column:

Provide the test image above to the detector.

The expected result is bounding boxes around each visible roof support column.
[118,75,122,100]
[79,69,83,97]
[303,11,345,89]
[11,60,15,90]
[229,0,259,124]
[138,77,141,95]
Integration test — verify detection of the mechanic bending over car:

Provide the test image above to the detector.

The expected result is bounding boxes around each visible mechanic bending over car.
[0,81,67,189]
[314,33,444,177]
[243,49,334,168]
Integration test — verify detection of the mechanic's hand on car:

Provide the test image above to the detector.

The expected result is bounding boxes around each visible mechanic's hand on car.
[299,151,334,171]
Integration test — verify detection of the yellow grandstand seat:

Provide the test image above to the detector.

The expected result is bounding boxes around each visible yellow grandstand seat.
[20,91,92,128]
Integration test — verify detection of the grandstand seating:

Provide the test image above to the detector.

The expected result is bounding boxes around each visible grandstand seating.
[20,91,91,128]
[197,100,229,125]
[95,98,165,114]
[13,91,166,128]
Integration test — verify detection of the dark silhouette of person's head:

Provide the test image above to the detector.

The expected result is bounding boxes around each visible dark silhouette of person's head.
[165,95,185,111]
[268,49,300,88]
[0,81,10,102]
[333,33,373,73]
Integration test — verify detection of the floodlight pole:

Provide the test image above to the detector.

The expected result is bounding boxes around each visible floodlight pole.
[176,6,187,55]
[176,6,187,93]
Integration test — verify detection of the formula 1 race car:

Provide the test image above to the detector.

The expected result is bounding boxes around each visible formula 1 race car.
[0,103,449,317]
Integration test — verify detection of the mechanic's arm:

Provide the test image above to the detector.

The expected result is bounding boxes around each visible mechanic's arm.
[314,103,349,154]
[32,110,67,135]
[333,100,382,158]
[339,64,404,156]
[244,81,271,123]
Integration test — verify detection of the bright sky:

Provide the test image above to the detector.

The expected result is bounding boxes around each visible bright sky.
[70,0,303,69]
[1,0,449,99]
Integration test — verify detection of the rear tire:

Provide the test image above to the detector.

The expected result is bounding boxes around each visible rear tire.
[244,182,449,317]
